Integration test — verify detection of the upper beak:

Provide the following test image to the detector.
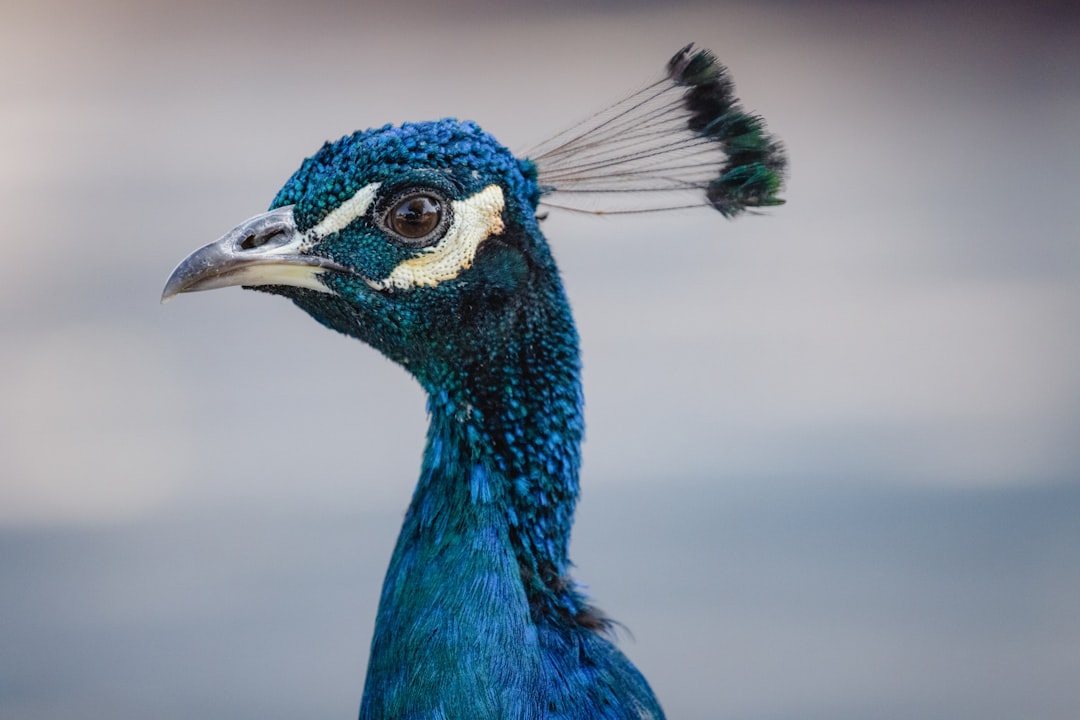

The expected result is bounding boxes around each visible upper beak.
[161,206,345,303]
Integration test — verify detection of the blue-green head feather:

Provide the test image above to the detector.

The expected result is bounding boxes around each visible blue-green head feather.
[255,119,552,395]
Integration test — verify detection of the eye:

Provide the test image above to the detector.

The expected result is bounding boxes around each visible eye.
[385,192,445,243]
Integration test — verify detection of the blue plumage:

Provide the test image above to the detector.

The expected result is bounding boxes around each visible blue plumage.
[163,45,785,719]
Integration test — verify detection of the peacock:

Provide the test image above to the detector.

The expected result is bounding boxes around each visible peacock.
[163,44,785,720]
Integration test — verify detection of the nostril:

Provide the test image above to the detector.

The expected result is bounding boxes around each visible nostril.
[239,234,264,250]
[239,229,283,251]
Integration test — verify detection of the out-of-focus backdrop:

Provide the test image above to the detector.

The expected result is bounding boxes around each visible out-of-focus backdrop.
[2,1,1078,718]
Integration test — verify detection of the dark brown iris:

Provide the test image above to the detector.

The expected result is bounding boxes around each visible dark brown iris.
[387,194,442,240]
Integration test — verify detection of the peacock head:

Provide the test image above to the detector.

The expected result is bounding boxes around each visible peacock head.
[163,119,558,386]
[163,45,787,389]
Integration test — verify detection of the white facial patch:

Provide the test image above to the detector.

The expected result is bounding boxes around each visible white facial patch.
[372,184,506,291]
[310,182,382,239]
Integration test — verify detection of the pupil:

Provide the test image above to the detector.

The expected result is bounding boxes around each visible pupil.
[391,195,440,239]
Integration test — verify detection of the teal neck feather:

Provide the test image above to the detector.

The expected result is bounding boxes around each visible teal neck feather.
[357,234,663,719]
[360,262,599,718]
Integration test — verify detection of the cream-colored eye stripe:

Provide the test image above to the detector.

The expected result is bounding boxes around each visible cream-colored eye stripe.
[310,182,382,239]
[371,184,506,291]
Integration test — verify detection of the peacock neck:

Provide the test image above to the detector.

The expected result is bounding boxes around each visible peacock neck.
[360,275,596,718]
[409,269,588,623]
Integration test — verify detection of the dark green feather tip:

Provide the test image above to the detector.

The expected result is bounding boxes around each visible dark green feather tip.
[668,44,787,217]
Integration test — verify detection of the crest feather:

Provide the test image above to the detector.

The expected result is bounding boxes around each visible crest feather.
[529,44,787,217]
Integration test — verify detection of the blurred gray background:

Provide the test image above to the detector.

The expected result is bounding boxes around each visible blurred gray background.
[2,0,1078,718]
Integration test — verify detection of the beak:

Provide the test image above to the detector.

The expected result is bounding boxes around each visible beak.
[161,206,345,303]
